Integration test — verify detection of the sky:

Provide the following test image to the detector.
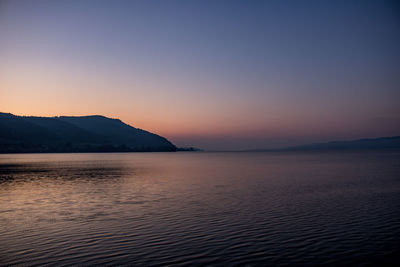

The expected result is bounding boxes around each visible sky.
[0,0,399,150]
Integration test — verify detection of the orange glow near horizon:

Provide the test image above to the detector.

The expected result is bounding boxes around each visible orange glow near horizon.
[1,0,400,150]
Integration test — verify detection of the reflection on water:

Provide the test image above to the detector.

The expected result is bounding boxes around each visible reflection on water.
[0,152,400,266]
[0,163,127,183]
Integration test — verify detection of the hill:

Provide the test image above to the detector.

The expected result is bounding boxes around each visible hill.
[246,136,400,152]
[0,112,176,153]
[285,136,400,151]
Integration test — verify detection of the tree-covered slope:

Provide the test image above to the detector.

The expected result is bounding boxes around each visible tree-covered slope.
[0,113,176,153]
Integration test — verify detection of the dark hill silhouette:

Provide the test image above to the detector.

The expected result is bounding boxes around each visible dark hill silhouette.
[0,113,176,153]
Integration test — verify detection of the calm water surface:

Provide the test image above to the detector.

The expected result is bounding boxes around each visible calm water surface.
[0,151,399,266]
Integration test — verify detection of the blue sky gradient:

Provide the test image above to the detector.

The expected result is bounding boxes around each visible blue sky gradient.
[1,0,399,149]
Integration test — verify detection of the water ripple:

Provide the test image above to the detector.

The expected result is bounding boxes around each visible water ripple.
[0,151,399,266]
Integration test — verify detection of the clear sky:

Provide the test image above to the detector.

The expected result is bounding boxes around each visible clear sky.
[1,0,399,150]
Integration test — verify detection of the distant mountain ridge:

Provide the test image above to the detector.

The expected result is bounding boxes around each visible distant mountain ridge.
[285,136,400,151]
[0,112,176,153]
[246,136,400,152]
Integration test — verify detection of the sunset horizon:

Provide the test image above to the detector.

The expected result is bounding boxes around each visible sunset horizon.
[2,0,399,150]
[2,110,399,151]
[1,1,399,266]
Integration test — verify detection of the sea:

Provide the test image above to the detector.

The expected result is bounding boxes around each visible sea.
[0,151,399,266]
